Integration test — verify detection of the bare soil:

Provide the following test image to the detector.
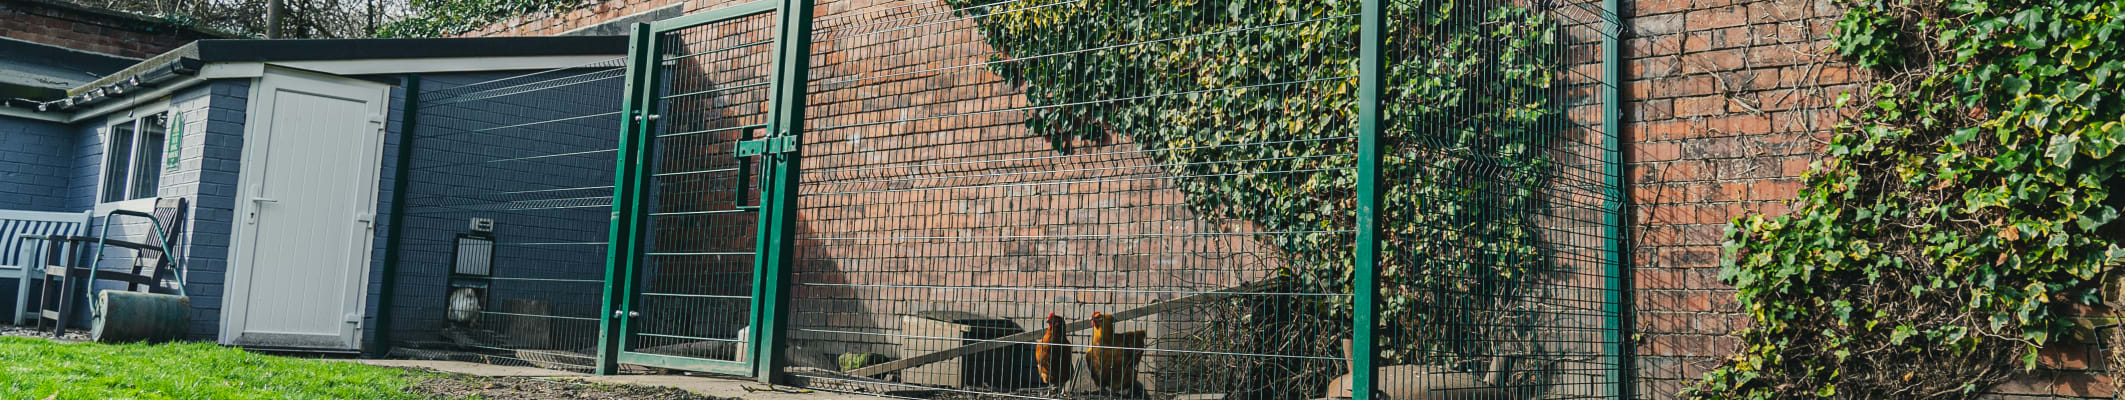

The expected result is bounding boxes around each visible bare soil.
[1,325,89,341]
[410,374,739,400]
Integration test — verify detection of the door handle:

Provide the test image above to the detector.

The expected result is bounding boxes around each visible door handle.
[246,197,276,224]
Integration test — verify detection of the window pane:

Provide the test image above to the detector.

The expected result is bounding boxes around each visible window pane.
[131,113,168,200]
[103,121,135,203]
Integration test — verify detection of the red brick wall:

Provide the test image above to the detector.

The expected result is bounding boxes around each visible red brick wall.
[1622,0,1843,394]
[1623,0,2114,397]
[0,0,225,58]
[788,4,1293,389]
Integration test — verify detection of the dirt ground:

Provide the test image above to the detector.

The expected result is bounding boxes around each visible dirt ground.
[410,373,738,400]
[2,325,91,341]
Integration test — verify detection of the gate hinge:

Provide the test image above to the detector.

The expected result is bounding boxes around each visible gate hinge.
[735,135,797,157]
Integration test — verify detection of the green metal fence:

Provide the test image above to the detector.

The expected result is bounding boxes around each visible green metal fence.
[592,0,1627,397]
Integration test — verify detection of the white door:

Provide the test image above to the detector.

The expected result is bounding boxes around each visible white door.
[223,69,388,350]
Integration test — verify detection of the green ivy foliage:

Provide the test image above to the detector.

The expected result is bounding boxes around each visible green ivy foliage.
[945,0,1568,365]
[375,0,587,37]
[1689,0,2125,397]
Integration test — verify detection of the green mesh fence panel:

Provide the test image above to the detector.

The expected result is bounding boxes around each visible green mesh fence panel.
[384,58,628,371]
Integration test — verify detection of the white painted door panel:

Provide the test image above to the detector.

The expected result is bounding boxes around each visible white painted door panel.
[225,70,386,350]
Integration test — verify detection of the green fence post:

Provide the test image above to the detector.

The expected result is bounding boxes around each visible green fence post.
[1354,0,1385,398]
[1600,0,1635,394]
[370,74,420,358]
[598,23,656,376]
[749,0,816,384]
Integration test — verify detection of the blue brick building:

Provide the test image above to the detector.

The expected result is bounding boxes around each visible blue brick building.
[0,36,625,355]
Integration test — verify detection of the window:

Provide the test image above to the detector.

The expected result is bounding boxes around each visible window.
[102,112,168,202]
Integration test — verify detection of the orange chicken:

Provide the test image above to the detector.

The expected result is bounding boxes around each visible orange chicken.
[1036,313,1073,392]
[1086,311,1146,394]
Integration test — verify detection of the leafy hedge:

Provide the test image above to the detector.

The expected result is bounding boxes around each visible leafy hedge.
[375,0,587,37]
[945,0,1570,367]
[1689,0,2125,397]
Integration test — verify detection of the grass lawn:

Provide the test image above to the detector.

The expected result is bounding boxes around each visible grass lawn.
[0,336,435,400]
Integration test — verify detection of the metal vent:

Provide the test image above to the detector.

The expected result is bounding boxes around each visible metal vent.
[452,234,494,276]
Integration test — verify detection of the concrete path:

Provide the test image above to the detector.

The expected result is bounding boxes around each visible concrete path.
[352,359,852,400]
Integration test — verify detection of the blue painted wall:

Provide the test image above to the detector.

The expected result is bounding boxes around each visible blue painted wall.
[47,80,249,338]
[0,117,76,212]
[11,68,620,354]
[64,117,101,212]
[375,70,622,356]
[156,80,250,338]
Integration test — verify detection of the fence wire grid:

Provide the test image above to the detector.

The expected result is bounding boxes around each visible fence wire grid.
[771,0,1622,398]
[381,58,629,371]
[380,0,1626,396]
[622,11,782,364]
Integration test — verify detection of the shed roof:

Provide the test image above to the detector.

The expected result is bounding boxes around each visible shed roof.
[7,36,627,121]
[0,38,138,103]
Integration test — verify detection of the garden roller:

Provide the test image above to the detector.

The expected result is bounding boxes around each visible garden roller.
[79,204,193,344]
[93,291,191,343]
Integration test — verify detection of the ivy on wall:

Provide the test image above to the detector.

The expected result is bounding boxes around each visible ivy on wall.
[944,0,1568,370]
[1690,0,2125,397]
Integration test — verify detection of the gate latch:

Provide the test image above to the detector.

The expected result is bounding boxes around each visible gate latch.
[735,135,797,158]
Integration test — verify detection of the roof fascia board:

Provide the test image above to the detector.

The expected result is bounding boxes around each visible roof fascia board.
[0,105,68,122]
[61,62,264,123]
[268,55,620,76]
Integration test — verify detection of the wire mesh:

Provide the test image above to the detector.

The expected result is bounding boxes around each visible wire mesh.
[786,0,1362,398]
[384,58,628,371]
[1375,0,1624,397]
[624,11,782,363]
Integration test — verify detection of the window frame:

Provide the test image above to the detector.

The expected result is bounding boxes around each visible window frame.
[97,102,173,205]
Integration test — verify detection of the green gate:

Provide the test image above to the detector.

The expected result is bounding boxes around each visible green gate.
[600,0,812,378]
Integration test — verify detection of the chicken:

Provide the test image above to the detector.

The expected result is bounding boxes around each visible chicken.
[1036,313,1073,393]
[1086,311,1146,394]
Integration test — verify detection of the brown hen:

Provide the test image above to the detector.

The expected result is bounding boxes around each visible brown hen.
[1086,311,1145,394]
[1036,313,1073,392]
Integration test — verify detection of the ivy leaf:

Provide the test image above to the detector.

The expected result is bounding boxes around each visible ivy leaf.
[2002,75,2033,97]
[1948,127,1981,146]
[1889,324,1919,345]
[2077,206,2119,230]
[2046,134,2080,168]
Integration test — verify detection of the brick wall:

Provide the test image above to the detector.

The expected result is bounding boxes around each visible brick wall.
[786,3,1298,391]
[157,80,252,339]
[43,80,248,337]
[1621,0,2115,397]
[0,118,75,212]
[1621,0,1847,394]
[0,0,229,59]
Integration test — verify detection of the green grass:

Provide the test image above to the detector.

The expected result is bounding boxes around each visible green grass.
[0,336,437,400]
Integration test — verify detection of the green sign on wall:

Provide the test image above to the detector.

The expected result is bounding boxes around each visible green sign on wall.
[165,113,183,172]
